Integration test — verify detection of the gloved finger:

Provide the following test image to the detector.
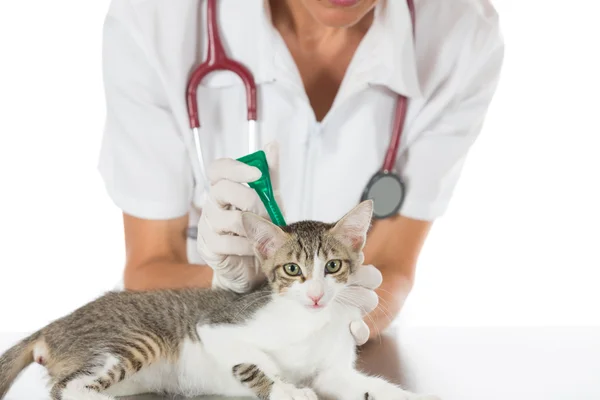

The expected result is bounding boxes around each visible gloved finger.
[264,141,286,217]
[348,264,383,290]
[198,218,255,257]
[195,235,225,266]
[207,158,262,185]
[342,286,379,316]
[349,320,370,346]
[206,232,255,257]
[263,141,280,190]
[212,270,251,293]
[210,179,267,215]
[202,193,251,237]
[203,203,247,237]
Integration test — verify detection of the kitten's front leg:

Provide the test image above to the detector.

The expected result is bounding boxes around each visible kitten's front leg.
[218,342,316,400]
[199,324,316,400]
[313,368,441,400]
[232,362,317,400]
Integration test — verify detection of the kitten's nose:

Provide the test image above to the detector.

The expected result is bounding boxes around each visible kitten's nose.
[309,293,324,304]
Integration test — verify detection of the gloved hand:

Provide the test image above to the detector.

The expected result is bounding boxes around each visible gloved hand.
[196,142,284,293]
[196,141,382,346]
[346,264,383,346]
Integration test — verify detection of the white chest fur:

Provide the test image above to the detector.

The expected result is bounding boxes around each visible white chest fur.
[197,297,360,386]
[117,298,361,398]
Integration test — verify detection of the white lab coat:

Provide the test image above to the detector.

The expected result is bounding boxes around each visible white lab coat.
[98,0,504,264]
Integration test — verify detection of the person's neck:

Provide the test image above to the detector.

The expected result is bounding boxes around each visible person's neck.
[269,0,374,48]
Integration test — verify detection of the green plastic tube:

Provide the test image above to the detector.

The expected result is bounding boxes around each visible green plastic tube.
[237,150,287,227]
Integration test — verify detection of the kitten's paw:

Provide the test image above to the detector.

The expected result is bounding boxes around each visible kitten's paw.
[364,386,442,400]
[269,382,318,400]
[363,380,430,400]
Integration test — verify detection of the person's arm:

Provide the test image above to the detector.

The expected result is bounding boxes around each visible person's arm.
[98,9,208,291]
[359,6,505,340]
[363,215,432,340]
[121,214,214,291]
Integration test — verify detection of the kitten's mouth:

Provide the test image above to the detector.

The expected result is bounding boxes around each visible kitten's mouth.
[306,303,326,310]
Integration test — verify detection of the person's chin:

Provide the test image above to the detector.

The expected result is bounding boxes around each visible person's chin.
[320,0,364,9]
[305,0,376,28]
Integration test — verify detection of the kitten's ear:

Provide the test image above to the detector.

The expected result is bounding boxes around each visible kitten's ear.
[330,200,374,252]
[241,212,289,260]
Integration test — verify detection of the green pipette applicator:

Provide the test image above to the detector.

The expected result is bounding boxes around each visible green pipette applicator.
[237,150,287,227]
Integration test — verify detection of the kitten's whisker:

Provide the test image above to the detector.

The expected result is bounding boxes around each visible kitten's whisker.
[337,289,385,317]
[344,305,382,344]
[335,295,382,343]
[231,292,274,321]
[348,294,395,344]
[231,298,272,322]
[339,291,394,340]
[374,293,393,309]
[373,304,394,325]
[338,288,372,303]
[345,284,394,335]
[375,287,402,298]
[335,300,382,344]
[341,287,394,324]
[236,293,272,313]
[375,304,396,324]
[334,294,364,315]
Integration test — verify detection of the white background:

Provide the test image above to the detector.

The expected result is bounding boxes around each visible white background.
[0,0,599,334]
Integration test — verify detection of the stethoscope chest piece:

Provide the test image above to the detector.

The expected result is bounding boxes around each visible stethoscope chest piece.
[360,171,405,220]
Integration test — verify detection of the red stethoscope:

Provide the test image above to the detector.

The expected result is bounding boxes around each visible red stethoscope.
[186,0,416,220]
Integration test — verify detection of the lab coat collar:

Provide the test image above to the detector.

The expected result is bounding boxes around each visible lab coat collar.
[195,0,277,87]
[366,0,422,99]
[255,0,278,84]
[234,0,423,99]
[237,0,280,85]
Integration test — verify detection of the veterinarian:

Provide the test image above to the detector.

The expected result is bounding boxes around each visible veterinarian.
[98,0,504,344]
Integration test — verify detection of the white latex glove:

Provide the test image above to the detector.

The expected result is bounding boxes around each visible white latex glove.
[197,141,381,346]
[196,141,283,293]
[346,264,383,346]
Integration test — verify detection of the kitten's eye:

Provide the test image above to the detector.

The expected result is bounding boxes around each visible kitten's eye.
[325,260,342,274]
[283,263,302,276]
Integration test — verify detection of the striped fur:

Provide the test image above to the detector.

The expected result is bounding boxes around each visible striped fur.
[0,200,438,400]
[232,363,274,399]
[0,285,274,399]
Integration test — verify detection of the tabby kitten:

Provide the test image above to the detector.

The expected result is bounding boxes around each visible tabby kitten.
[0,200,439,400]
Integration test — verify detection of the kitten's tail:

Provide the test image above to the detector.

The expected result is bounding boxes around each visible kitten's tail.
[0,330,42,398]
